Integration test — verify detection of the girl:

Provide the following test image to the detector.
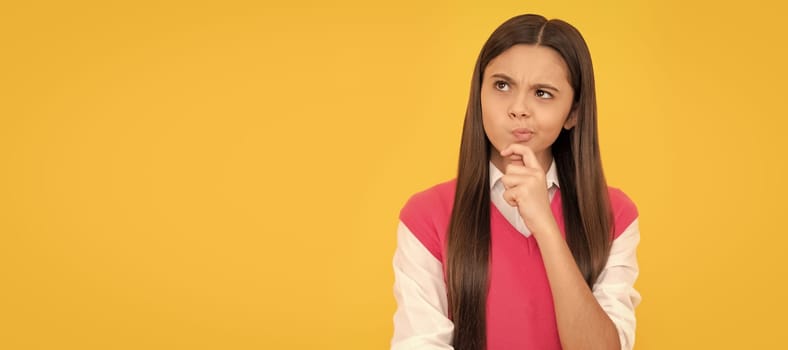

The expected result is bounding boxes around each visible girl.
[391,14,641,350]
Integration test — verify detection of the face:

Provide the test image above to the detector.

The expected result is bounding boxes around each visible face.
[481,44,576,172]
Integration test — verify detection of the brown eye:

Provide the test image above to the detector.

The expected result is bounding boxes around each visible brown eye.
[494,81,510,91]
[536,89,553,99]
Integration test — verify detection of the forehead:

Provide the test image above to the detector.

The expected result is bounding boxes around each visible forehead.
[484,44,570,84]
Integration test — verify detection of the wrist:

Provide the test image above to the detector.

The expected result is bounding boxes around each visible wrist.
[531,218,562,243]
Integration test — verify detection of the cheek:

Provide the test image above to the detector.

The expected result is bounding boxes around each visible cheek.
[480,88,500,112]
[480,113,506,152]
[480,94,503,126]
[539,101,572,128]
[478,113,495,145]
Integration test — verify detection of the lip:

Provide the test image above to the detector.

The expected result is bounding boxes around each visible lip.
[512,128,534,142]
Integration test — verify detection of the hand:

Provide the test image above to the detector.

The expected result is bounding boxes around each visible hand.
[499,144,559,238]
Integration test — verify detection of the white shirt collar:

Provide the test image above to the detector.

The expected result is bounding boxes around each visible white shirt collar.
[489,159,560,190]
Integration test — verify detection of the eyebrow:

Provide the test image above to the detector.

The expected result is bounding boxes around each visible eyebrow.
[489,73,561,92]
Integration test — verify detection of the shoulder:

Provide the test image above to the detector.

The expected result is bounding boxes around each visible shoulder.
[607,187,639,239]
[400,179,456,217]
[398,179,456,261]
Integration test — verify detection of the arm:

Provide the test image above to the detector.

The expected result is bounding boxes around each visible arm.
[391,221,454,350]
[591,219,641,350]
[499,144,640,350]
[535,223,623,350]
[535,219,641,350]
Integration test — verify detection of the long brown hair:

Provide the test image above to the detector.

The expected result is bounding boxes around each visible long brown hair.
[446,14,614,350]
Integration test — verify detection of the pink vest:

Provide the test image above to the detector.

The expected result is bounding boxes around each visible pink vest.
[399,179,638,349]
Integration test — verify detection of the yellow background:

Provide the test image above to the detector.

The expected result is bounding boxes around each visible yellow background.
[1,1,786,349]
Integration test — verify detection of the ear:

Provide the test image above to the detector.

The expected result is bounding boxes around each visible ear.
[563,107,578,130]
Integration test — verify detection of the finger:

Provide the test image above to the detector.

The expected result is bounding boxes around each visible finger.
[504,163,529,176]
[500,143,515,156]
[500,174,524,189]
[501,144,542,172]
[502,189,518,207]
[500,170,542,190]
[500,143,529,157]
[519,147,543,172]
[500,145,524,166]
[508,155,525,167]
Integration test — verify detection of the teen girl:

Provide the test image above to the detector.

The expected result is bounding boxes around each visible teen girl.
[391,14,641,350]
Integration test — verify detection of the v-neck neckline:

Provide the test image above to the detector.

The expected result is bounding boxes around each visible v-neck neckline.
[488,189,565,239]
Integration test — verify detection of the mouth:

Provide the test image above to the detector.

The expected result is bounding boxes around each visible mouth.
[512,128,534,142]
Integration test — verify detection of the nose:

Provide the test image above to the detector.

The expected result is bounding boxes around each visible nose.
[508,92,531,119]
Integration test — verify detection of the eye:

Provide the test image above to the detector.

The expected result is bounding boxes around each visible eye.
[535,89,554,99]
[494,80,510,91]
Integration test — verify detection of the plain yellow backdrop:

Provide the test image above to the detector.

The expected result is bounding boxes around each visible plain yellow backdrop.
[1,1,787,349]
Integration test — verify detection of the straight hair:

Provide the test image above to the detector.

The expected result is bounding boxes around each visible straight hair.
[446,14,614,350]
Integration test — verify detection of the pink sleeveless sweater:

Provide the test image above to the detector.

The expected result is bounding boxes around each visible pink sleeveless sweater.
[399,179,638,349]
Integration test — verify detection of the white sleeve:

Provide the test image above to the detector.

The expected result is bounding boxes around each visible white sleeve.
[391,220,454,350]
[591,218,642,350]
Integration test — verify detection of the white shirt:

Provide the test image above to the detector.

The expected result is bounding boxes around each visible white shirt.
[392,160,641,350]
